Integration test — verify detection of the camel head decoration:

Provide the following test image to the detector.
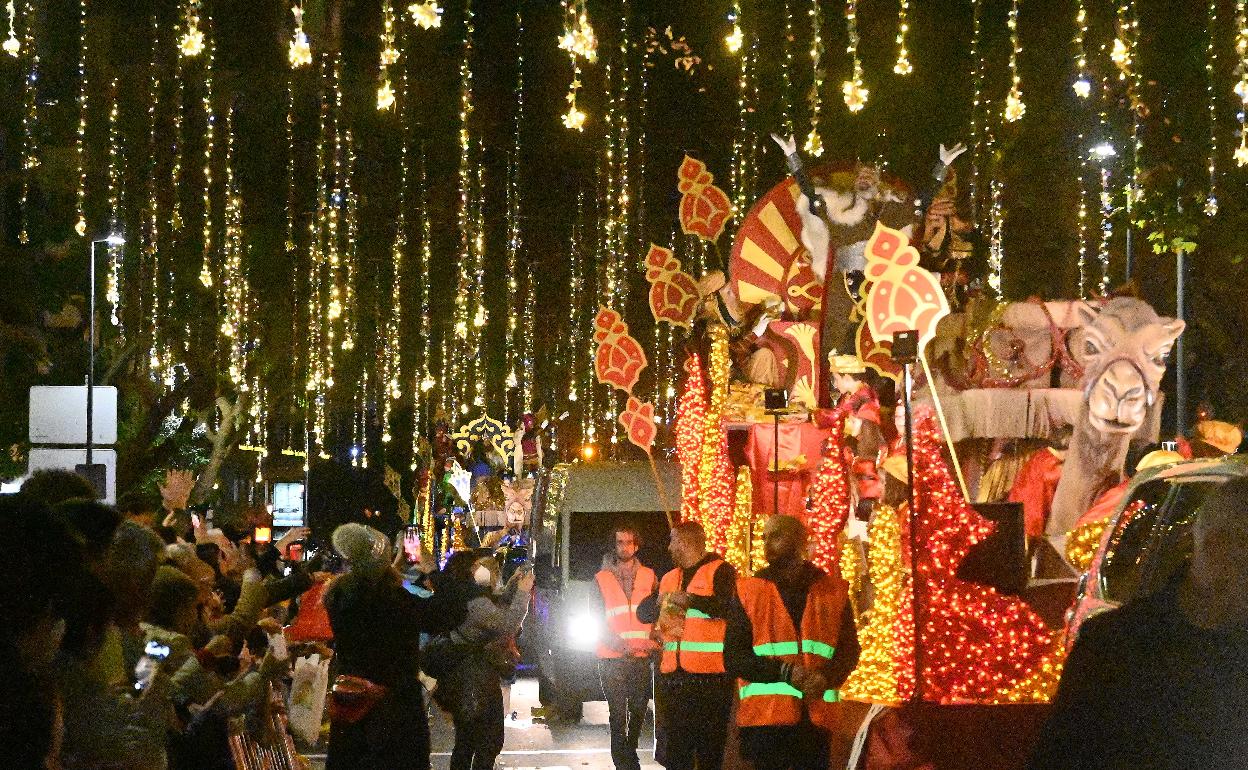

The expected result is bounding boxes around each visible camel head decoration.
[1046,298,1184,550]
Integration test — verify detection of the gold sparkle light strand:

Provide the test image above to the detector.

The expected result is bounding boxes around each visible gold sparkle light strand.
[1004,0,1025,122]
[74,0,87,237]
[805,0,825,154]
[842,0,867,112]
[894,0,912,75]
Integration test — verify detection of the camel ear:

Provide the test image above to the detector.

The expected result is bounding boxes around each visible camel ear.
[1160,318,1186,343]
[1074,301,1099,328]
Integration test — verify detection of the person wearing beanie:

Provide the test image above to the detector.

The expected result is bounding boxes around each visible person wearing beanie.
[324,523,462,770]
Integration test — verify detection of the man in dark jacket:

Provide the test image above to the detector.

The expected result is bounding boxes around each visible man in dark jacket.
[1029,475,1248,769]
[724,515,858,770]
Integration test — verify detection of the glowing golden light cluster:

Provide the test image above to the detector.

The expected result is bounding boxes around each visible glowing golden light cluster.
[1206,0,1220,213]
[1072,2,1090,98]
[725,467,754,574]
[840,505,912,704]
[842,0,868,112]
[73,0,87,237]
[560,0,595,132]
[4,0,19,56]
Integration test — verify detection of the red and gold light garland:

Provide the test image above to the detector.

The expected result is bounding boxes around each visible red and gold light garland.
[805,414,852,573]
[675,352,707,524]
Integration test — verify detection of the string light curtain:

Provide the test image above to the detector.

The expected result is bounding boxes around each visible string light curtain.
[894,0,912,76]
[559,0,595,130]
[73,0,88,236]
[380,55,411,446]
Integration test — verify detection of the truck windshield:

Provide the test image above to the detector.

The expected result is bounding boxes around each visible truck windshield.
[1101,477,1224,604]
[568,510,674,582]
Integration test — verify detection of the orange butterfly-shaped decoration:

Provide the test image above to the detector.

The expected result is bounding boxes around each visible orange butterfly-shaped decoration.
[594,308,648,394]
[618,397,657,453]
[863,222,950,349]
[644,245,700,328]
[677,155,732,243]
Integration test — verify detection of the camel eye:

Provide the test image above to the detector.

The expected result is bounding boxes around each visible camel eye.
[1084,339,1100,356]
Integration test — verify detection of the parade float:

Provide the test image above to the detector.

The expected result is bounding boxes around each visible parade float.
[578,134,1187,767]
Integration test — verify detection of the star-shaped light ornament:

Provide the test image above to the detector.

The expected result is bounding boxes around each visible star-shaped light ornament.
[842,80,868,113]
[3,34,18,57]
[558,13,597,62]
[180,25,204,58]
[724,24,743,54]
[804,129,824,157]
[409,1,442,29]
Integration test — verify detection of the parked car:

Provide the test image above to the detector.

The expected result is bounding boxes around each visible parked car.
[521,461,679,722]
[1065,455,1248,648]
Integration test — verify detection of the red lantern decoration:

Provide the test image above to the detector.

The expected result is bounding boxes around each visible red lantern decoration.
[618,396,657,452]
[594,308,648,394]
[677,155,733,243]
[645,245,700,328]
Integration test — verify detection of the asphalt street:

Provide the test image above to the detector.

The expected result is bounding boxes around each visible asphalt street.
[307,677,660,770]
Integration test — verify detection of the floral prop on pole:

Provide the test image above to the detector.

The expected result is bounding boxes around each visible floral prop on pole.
[860,222,967,498]
[618,396,657,451]
[645,245,700,328]
[677,155,733,242]
[594,307,648,393]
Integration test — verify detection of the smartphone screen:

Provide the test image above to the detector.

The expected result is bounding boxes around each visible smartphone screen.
[402,527,422,561]
[253,526,272,545]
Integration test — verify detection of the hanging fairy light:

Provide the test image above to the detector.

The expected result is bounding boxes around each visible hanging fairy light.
[377,1,399,111]
[988,179,1004,296]
[1207,0,1221,214]
[74,0,88,237]
[805,0,825,155]
[1234,0,1248,166]
[558,1,596,61]
[409,1,442,29]
[1072,1,1090,98]
[381,58,410,444]
[730,2,757,219]
[220,106,249,389]
[180,0,204,57]
[781,0,796,132]
[893,0,912,75]
[969,0,985,222]
[842,0,867,112]
[1077,131,1090,297]
[504,9,525,415]
[4,0,18,56]
[1092,142,1117,295]
[560,0,594,131]
[1003,0,1025,122]
[289,4,311,68]
[18,0,39,245]
[196,7,216,289]
[105,78,122,329]
[724,4,743,54]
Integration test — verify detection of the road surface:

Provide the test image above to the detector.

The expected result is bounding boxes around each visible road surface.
[307,677,659,770]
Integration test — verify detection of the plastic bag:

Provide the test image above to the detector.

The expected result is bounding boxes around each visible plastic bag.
[287,653,331,745]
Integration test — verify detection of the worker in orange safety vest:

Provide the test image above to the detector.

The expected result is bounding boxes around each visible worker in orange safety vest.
[594,524,658,770]
[637,521,737,770]
[724,514,860,770]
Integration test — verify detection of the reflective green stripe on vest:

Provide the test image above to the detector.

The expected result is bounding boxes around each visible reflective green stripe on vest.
[605,605,632,618]
[686,609,712,620]
[752,641,835,659]
[619,631,650,639]
[801,640,835,659]
[753,641,800,657]
[663,641,724,653]
[738,682,839,703]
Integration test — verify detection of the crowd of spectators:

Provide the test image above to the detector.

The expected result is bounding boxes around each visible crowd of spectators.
[1,468,329,769]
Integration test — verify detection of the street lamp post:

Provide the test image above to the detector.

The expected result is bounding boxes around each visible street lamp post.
[86,234,125,471]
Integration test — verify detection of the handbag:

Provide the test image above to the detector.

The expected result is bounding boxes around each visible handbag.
[327,674,389,725]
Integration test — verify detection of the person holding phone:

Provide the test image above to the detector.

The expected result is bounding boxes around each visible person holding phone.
[324,523,462,770]
[428,551,535,770]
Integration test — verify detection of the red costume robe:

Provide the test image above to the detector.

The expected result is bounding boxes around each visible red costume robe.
[1007,448,1065,539]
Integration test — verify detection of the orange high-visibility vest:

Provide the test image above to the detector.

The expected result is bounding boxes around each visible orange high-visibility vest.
[734,571,847,731]
[595,565,657,659]
[658,559,727,674]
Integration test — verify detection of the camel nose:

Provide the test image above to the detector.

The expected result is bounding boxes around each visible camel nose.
[1103,360,1146,421]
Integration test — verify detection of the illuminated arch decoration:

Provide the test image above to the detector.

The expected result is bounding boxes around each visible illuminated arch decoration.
[452,414,516,458]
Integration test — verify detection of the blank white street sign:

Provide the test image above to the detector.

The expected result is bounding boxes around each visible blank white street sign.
[29,386,118,445]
